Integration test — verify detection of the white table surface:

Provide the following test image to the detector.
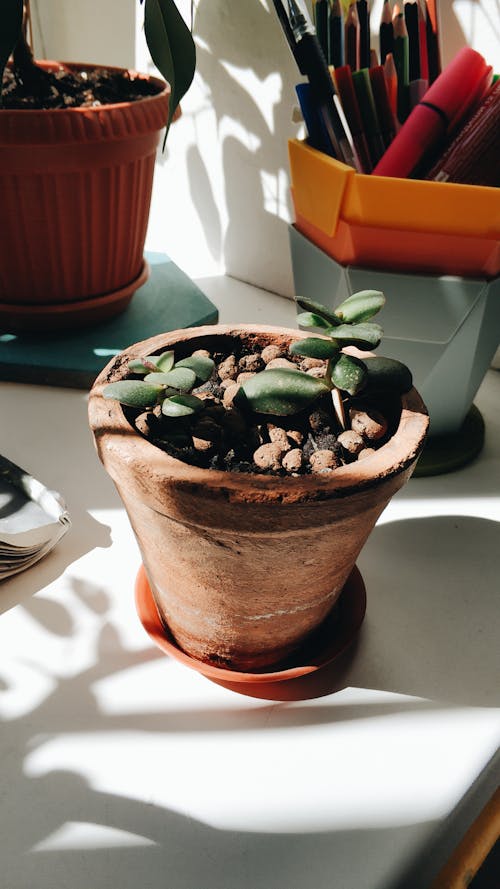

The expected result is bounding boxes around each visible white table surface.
[1,277,499,889]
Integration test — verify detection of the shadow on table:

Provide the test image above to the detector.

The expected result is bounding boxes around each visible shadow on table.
[1,542,497,889]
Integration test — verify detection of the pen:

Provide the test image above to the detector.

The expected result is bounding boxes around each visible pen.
[285,0,361,169]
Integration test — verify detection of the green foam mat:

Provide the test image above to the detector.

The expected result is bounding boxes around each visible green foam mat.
[0,252,218,389]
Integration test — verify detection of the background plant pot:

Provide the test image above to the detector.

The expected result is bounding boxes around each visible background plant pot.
[88,324,429,672]
[0,61,169,332]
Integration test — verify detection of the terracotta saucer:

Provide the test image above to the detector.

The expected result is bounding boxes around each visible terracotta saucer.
[135,564,366,688]
[0,259,149,333]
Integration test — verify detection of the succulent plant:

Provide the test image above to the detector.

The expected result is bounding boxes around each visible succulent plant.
[102,290,412,436]
[235,291,412,427]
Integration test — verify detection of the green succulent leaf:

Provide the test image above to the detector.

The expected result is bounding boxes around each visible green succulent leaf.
[330,322,383,350]
[334,290,386,323]
[290,337,339,360]
[295,296,341,327]
[0,0,23,105]
[156,350,176,372]
[161,394,204,417]
[330,354,367,396]
[296,312,331,330]
[235,369,329,416]
[145,367,196,391]
[175,355,215,382]
[128,355,162,374]
[102,380,164,408]
[364,357,413,394]
[144,0,196,132]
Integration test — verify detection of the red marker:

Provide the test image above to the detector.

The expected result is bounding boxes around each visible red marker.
[373,46,492,178]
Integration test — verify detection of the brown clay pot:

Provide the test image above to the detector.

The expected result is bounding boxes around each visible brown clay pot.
[0,61,169,332]
[88,325,429,672]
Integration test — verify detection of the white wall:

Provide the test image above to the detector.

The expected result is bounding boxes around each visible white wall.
[32,1,499,297]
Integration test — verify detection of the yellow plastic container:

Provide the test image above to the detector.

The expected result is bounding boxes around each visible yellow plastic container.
[288,139,500,241]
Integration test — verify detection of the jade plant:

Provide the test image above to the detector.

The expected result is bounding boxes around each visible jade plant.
[102,290,412,442]
[0,0,196,129]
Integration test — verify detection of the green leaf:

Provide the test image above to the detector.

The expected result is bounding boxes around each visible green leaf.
[235,369,329,416]
[330,354,367,396]
[0,0,23,105]
[175,355,215,382]
[290,338,339,360]
[330,322,382,350]
[156,350,176,372]
[334,290,386,323]
[145,367,196,391]
[295,296,341,327]
[296,312,331,330]
[102,380,164,408]
[144,0,196,132]
[128,355,162,374]
[364,357,413,394]
[162,394,204,417]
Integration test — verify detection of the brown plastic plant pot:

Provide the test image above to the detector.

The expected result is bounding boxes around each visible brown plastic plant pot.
[0,61,169,332]
[88,324,429,673]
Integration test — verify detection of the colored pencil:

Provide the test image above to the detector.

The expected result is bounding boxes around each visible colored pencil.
[352,67,385,165]
[356,0,370,70]
[393,4,409,122]
[370,48,379,68]
[379,0,394,65]
[369,64,397,148]
[345,2,360,72]
[334,64,373,171]
[404,0,420,81]
[329,0,345,67]
[417,1,429,80]
[383,52,398,121]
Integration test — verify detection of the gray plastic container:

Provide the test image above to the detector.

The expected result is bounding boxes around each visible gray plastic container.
[289,225,500,438]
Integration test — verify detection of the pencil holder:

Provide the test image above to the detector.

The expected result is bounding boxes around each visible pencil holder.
[288,139,500,279]
[289,225,500,474]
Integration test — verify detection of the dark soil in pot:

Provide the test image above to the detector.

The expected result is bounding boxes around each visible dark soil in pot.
[2,63,162,109]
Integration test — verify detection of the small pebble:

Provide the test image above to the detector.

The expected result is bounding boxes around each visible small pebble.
[217,355,238,380]
[236,371,256,384]
[287,429,303,446]
[238,353,264,373]
[221,377,236,389]
[282,448,303,472]
[350,408,388,441]
[253,442,286,471]
[261,344,283,364]
[192,349,211,358]
[300,357,325,371]
[267,425,291,452]
[309,449,341,472]
[265,357,297,370]
[306,366,327,379]
[337,430,365,456]
[222,383,241,408]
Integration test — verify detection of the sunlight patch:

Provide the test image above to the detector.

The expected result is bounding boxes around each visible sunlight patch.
[31,821,155,852]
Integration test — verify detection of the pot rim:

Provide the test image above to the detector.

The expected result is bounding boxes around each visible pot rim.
[89,323,429,501]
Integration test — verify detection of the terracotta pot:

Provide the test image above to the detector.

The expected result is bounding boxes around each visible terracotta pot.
[88,325,429,671]
[0,61,169,332]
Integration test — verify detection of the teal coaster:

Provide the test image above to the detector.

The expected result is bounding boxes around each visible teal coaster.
[414,405,485,477]
[0,252,218,389]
